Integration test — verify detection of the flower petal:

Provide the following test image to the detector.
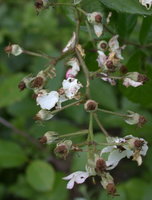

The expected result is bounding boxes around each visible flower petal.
[94,24,103,37]
[63,32,76,53]
[36,91,59,110]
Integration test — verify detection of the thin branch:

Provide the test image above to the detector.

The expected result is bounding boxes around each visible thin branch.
[23,50,53,60]
[98,108,129,118]
[0,116,41,148]
[59,129,88,138]
[93,113,109,137]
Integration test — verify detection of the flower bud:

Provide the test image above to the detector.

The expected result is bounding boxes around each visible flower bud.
[39,131,58,144]
[5,44,23,56]
[137,74,148,83]
[18,81,26,91]
[84,100,98,112]
[97,41,108,51]
[106,60,116,72]
[34,109,54,121]
[95,158,107,174]
[106,183,117,196]
[95,14,102,23]
[119,65,128,74]
[134,139,144,150]
[35,0,43,9]
[54,140,72,159]
[125,111,146,127]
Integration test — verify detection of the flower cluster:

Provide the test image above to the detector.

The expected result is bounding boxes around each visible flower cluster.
[5,1,149,196]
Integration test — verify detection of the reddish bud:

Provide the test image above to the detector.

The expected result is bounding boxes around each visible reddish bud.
[95,159,106,173]
[134,139,144,150]
[31,76,44,88]
[35,0,43,9]
[95,14,102,23]
[84,100,98,112]
[4,45,12,54]
[138,115,147,127]
[106,183,117,195]
[39,136,47,144]
[137,74,148,83]
[106,60,116,72]
[120,65,128,74]
[18,81,26,91]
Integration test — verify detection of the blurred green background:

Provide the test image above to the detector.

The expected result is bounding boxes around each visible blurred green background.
[0,0,152,199]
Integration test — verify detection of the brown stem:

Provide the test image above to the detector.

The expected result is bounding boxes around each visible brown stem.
[0,116,41,149]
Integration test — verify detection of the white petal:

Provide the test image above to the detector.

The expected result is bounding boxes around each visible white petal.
[106,149,132,170]
[97,51,107,67]
[36,91,59,110]
[63,32,76,53]
[140,142,148,156]
[75,172,89,184]
[56,95,68,109]
[94,24,103,37]
[67,57,80,77]
[109,35,119,52]
[12,44,23,56]
[100,146,115,155]
[123,78,143,88]
[67,179,75,189]
[62,78,82,99]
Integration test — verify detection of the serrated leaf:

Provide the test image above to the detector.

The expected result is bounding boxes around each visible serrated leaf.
[100,0,152,15]
[0,140,27,168]
[26,160,55,192]
[0,73,28,108]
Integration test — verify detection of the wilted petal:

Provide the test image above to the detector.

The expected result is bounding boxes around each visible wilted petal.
[109,35,119,52]
[36,91,59,110]
[75,172,89,184]
[123,78,143,87]
[63,32,76,52]
[94,24,103,37]
[62,78,82,99]
[12,44,23,56]
[66,57,80,78]
[100,73,116,86]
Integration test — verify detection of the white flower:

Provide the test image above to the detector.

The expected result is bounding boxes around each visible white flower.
[63,32,76,53]
[66,57,80,78]
[36,90,59,110]
[63,171,89,189]
[35,109,54,120]
[108,35,123,60]
[123,77,143,87]
[87,12,103,37]
[12,44,23,56]
[100,73,116,86]
[139,0,152,9]
[62,78,82,99]
[125,111,140,125]
[101,135,148,169]
[97,51,107,67]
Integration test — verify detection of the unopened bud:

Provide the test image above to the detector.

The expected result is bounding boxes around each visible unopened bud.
[34,109,54,121]
[35,0,43,9]
[39,131,58,144]
[106,183,117,196]
[138,115,147,127]
[106,60,116,72]
[137,74,148,83]
[97,41,107,51]
[4,44,23,56]
[120,65,128,74]
[18,81,26,91]
[84,100,98,112]
[134,139,144,150]
[95,14,102,23]
[54,140,72,159]
[31,76,44,88]
[95,159,106,174]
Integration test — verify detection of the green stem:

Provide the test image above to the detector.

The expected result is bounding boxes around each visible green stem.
[97,108,129,118]
[48,2,74,7]
[76,7,87,16]
[51,100,82,115]
[85,20,96,48]
[88,113,94,142]
[23,50,52,60]
[58,129,88,138]
[75,48,90,98]
[93,113,109,137]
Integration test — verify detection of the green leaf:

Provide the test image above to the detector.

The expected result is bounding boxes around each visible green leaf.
[0,73,28,108]
[0,140,27,168]
[100,0,152,15]
[90,79,118,110]
[26,160,55,192]
[139,16,152,44]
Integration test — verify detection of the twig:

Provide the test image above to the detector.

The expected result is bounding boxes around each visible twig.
[93,113,109,137]
[97,108,129,118]
[0,116,41,149]
[23,50,53,60]
[59,129,88,138]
